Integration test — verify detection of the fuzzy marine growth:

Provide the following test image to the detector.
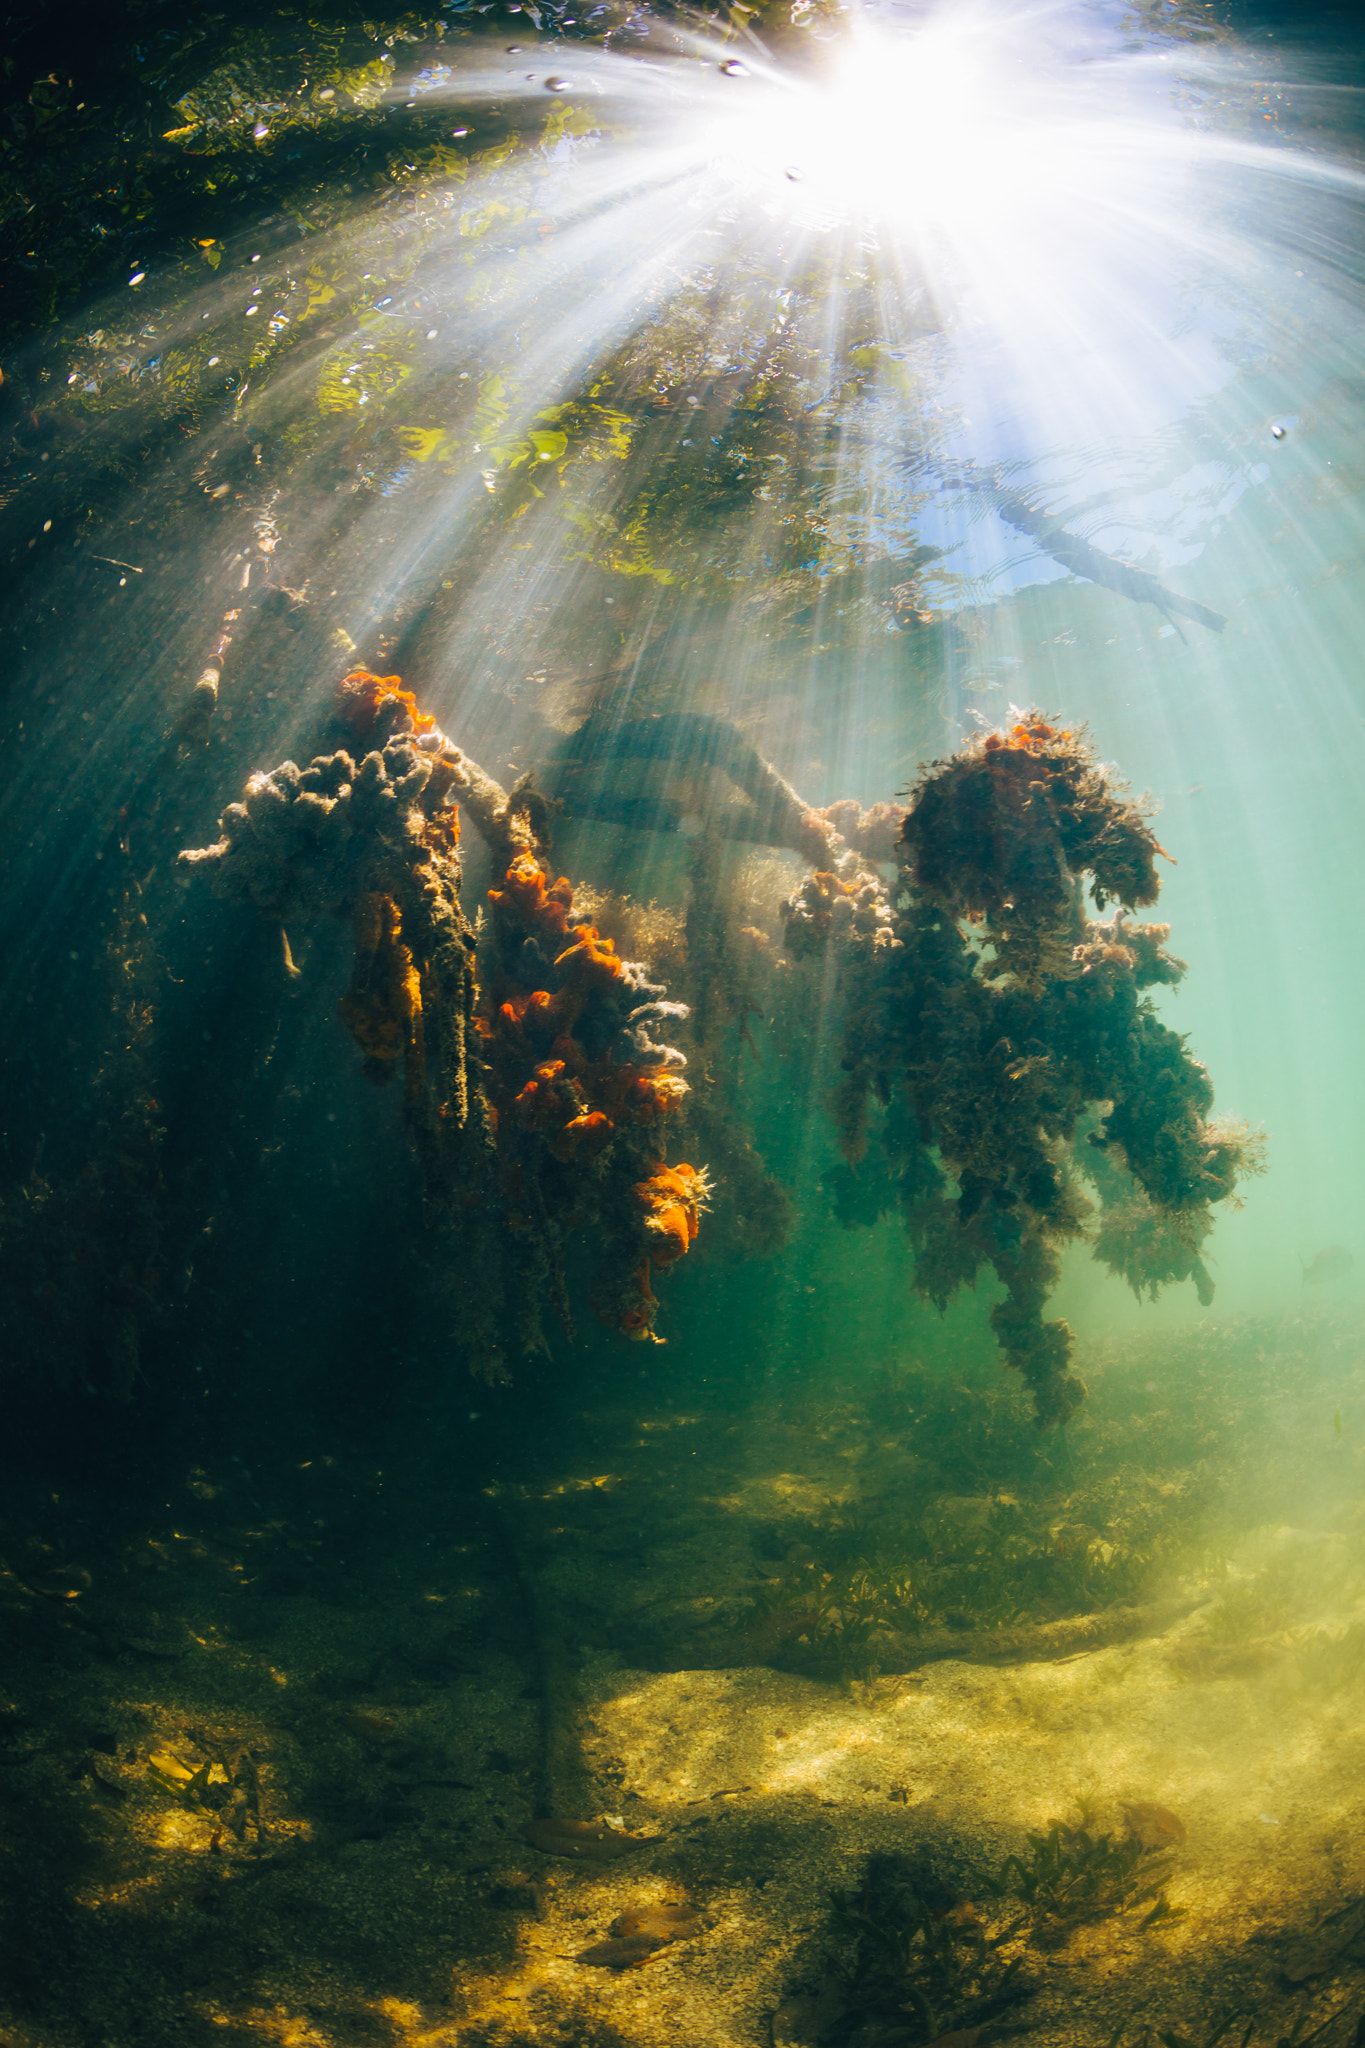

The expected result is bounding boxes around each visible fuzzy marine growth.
[899,715,1167,992]
[814,713,1261,1428]
[476,848,702,1349]
[179,676,514,1375]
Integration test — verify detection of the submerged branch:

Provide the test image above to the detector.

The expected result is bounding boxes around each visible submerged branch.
[551,711,835,867]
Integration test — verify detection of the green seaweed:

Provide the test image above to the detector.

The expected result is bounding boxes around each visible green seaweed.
[820,1851,1034,2047]
[744,1461,1184,1682]
[1101,2006,1343,2048]
[986,1807,1182,1944]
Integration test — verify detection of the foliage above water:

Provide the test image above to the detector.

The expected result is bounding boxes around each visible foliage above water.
[0,0,970,656]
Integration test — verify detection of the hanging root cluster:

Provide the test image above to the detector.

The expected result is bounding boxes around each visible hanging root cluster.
[179,673,478,1148]
[802,713,1263,1428]
[0,866,166,1398]
[178,669,513,1363]
[175,692,1259,1409]
[179,670,709,1371]
[477,834,706,1347]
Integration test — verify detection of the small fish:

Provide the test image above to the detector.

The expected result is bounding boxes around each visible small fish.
[339,1710,397,1741]
[1121,1801,1186,1849]
[1301,1245,1354,1286]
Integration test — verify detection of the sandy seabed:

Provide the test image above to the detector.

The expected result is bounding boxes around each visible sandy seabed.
[3,1309,1364,2048]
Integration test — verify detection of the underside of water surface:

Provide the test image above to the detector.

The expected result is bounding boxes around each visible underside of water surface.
[3,1,1365,2043]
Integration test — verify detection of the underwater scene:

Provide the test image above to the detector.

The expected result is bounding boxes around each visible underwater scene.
[5,0,1365,2041]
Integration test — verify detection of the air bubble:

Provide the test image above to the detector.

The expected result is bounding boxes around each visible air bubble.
[128,272,146,286]
[545,75,569,91]
[784,165,804,182]
[720,58,747,76]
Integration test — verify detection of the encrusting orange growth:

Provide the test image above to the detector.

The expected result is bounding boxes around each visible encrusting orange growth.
[554,923,625,989]
[985,716,1072,754]
[478,860,687,1146]
[590,1163,711,1343]
[633,1163,712,1266]
[477,1025,689,1149]
[478,929,628,1058]
[588,1060,688,1124]
[512,1060,576,1132]
[477,843,701,1345]
[338,893,425,1091]
[488,852,576,938]
[548,1111,614,1164]
[338,669,438,737]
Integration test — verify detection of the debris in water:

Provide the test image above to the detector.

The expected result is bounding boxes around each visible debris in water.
[1120,1801,1187,1850]
[522,1816,660,1860]
[577,1901,702,1968]
[1301,1244,1352,1285]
